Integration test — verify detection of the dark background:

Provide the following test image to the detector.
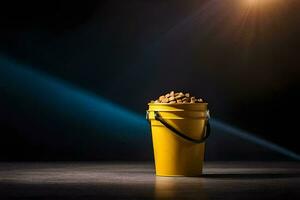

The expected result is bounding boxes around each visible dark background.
[0,0,299,161]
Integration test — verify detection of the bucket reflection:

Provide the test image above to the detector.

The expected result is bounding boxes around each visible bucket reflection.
[154,176,208,200]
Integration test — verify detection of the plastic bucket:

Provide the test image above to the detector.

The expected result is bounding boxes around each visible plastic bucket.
[146,103,210,176]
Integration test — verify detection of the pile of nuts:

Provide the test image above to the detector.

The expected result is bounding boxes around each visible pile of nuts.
[150,91,203,104]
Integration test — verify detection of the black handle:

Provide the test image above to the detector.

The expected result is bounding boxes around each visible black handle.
[147,111,210,144]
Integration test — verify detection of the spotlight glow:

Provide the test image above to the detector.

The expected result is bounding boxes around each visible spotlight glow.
[244,0,259,6]
[241,0,281,8]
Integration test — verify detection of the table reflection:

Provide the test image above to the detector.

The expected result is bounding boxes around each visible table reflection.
[154,176,208,200]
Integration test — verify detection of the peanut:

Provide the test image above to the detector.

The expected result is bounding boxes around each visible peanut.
[151,91,204,104]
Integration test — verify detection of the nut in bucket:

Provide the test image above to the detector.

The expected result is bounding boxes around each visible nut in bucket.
[151,91,203,104]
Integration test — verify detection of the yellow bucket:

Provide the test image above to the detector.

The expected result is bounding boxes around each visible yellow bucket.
[146,103,210,176]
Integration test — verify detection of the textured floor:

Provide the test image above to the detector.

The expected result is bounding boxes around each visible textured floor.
[0,162,299,199]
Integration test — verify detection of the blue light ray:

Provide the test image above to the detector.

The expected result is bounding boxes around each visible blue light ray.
[0,55,148,142]
[211,119,300,160]
[1,55,299,160]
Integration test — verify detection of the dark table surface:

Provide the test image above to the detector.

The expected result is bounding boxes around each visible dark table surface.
[0,162,299,200]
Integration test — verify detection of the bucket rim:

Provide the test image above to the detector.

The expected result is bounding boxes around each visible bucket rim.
[148,102,208,106]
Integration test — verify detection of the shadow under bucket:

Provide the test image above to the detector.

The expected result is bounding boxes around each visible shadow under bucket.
[147,103,210,176]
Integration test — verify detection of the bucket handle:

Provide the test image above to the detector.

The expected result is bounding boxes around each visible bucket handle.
[147,111,210,144]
